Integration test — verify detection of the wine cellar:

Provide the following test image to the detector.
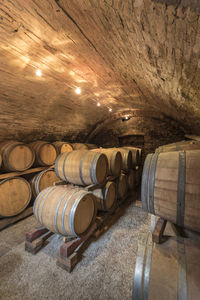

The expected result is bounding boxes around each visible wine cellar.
[0,1,200,300]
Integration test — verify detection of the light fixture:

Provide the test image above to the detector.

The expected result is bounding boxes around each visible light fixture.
[109,108,112,112]
[75,87,81,94]
[36,69,42,77]
[97,102,101,107]
[122,115,130,122]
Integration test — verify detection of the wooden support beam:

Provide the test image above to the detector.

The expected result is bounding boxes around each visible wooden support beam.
[0,166,54,180]
[0,206,33,231]
[152,218,167,244]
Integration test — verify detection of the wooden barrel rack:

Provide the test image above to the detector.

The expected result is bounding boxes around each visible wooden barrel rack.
[25,187,138,272]
[0,165,54,231]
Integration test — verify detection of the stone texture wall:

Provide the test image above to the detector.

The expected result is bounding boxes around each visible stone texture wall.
[91,116,185,158]
[0,0,200,143]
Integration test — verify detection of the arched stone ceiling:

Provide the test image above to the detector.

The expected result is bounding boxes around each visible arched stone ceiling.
[0,0,200,141]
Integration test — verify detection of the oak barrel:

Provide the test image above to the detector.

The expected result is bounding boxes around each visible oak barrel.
[92,148,122,177]
[85,143,97,149]
[0,141,35,171]
[113,148,132,171]
[127,170,135,190]
[55,150,108,186]
[116,173,128,200]
[0,177,32,217]
[123,147,140,167]
[141,150,200,232]
[33,185,97,236]
[29,141,57,166]
[133,233,200,300]
[92,181,116,211]
[53,141,73,155]
[156,140,200,153]
[71,143,88,150]
[30,169,60,198]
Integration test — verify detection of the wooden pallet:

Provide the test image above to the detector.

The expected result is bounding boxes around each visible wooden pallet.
[0,206,33,231]
[152,217,200,245]
[0,165,54,180]
[25,195,133,272]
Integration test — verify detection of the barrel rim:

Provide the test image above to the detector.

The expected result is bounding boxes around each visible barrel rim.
[72,191,97,236]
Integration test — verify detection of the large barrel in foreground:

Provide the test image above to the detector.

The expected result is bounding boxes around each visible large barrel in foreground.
[34,186,97,236]
[156,140,200,153]
[53,141,73,155]
[0,177,32,217]
[141,150,200,232]
[29,141,57,166]
[92,148,122,177]
[30,169,60,198]
[55,150,108,186]
[0,141,35,171]
[92,181,116,211]
[133,233,200,300]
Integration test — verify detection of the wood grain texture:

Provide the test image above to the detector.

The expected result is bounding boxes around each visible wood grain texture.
[0,177,31,217]
[30,169,60,197]
[142,150,200,232]
[34,185,97,236]
[55,150,108,185]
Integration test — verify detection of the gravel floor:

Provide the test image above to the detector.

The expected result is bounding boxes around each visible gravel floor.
[0,197,150,300]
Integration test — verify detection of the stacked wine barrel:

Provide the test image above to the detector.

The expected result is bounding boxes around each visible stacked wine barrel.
[34,146,143,237]
[91,146,142,202]
[142,139,200,233]
[0,141,35,217]
[0,139,61,218]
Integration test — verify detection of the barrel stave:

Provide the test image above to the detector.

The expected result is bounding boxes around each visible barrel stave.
[142,150,200,232]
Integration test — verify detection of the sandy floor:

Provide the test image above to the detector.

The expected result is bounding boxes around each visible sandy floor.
[0,197,150,300]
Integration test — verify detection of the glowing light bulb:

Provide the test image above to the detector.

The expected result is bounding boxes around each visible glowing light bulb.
[36,69,42,77]
[75,87,81,94]
[125,115,129,120]
[97,102,101,107]
[109,108,112,112]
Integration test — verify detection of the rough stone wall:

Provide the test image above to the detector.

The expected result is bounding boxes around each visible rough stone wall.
[91,116,185,157]
[0,0,200,143]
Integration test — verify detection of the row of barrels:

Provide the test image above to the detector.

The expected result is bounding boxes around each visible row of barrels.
[0,141,142,173]
[0,147,142,218]
[33,148,143,237]
[141,139,200,233]
[0,141,96,172]
[55,147,142,186]
[33,169,142,237]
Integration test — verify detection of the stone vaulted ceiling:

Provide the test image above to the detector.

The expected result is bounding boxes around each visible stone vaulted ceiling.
[0,0,200,141]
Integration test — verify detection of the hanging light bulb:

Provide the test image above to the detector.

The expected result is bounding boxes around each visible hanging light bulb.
[36,69,42,77]
[75,87,81,94]
[109,108,112,112]
[97,102,101,107]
